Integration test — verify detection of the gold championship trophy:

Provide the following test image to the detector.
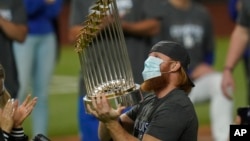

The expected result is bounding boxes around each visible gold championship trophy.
[75,0,143,113]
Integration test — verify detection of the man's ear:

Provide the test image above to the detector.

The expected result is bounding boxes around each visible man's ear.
[170,62,181,72]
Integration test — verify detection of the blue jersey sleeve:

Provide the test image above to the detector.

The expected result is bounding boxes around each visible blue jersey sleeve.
[228,0,239,22]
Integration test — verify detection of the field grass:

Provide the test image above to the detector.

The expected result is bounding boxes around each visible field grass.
[22,37,248,138]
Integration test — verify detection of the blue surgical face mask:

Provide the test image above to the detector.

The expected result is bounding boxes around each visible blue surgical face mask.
[142,56,164,81]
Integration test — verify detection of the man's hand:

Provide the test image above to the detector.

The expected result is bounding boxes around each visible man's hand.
[221,69,234,100]
[87,93,125,123]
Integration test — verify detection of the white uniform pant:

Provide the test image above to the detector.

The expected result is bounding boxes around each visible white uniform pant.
[189,72,233,141]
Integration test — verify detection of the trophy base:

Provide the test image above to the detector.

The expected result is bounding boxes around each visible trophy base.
[83,85,143,114]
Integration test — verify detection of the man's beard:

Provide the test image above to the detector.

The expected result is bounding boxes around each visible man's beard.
[140,74,168,92]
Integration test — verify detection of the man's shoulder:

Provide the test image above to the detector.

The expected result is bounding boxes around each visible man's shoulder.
[141,93,155,103]
[169,88,187,97]
[164,89,191,106]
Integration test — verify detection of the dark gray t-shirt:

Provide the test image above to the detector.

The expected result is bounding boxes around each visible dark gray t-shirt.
[156,1,215,71]
[0,0,27,98]
[126,88,198,141]
[237,0,250,28]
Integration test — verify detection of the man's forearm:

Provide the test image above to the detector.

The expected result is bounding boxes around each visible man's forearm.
[105,120,138,141]
[224,25,249,71]
[68,25,83,43]
[99,122,112,141]
[0,17,27,42]
[122,19,160,37]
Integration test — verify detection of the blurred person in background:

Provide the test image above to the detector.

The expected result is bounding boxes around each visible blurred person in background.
[222,0,250,100]
[0,0,28,98]
[13,0,63,137]
[228,0,250,105]
[155,0,233,141]
[69,0,163,140]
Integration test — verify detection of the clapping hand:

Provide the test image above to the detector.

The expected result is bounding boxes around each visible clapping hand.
[0,99,18,133]
[13,95,37,128]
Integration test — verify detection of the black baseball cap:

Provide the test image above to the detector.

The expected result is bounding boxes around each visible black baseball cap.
[150,41,195,87]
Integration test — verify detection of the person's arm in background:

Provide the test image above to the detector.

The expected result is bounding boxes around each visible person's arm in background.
[0,17,27,43]
[0,0,27,42]
[224,26,249,74]
[69,25,83,43]
[222,24,249,99]
[222,0,250,99]
[121,0,163,37]
[121,19,160,37]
